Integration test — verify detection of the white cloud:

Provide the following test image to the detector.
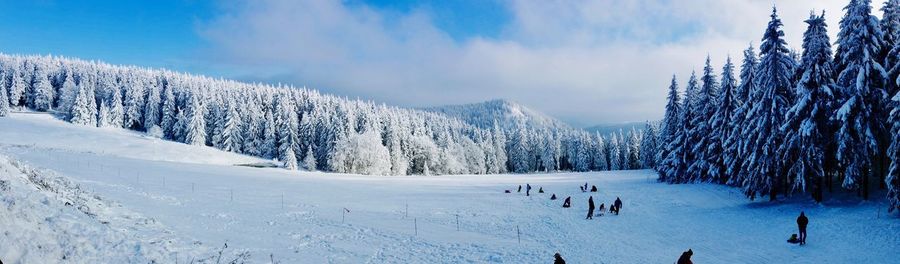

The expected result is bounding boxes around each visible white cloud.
[198,0,886,126]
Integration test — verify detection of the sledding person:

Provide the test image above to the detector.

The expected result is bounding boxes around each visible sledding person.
[787,234,800,244]
[539,187,544,193]
[597,203,605,216]
[586,196,595,220]
[797,212,809,245]
[526,184,532,196]
[609,203,617,215]
[590,185,598,192]
[563,196,571,208]
[554,252,566,264]
[677,249,693,264]
[551,194,557,200]
[580,186,585,192]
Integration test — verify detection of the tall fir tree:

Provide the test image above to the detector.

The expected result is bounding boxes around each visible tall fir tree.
[724,45,759,187]
[834,0,886,200]
[185,93,207,146]
[640,122,659,169]
[705,56,737,184]
[687,56,719,182]
[657,75,681,169]
[221,98,244,153]
[0,78,8,117]
[660,72,698,183]
[741,7,795,200]
[781,12,835,202]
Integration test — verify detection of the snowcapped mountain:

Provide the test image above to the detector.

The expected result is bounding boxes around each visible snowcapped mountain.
[423,99,573,132]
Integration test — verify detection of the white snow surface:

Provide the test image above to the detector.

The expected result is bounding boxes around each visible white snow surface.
[0,113,898,263]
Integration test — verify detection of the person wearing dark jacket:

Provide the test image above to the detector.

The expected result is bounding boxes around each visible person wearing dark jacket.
[677,249,693,264]
[562,197,571,208]
[597,203,605,216]
[526,184,532,196]
[614,197,622,210]
[554,252,566,264]
[586,196,595,220]
[518,185,522,193]
[550,194,557,200]
[797,212,809,245]
[590,185,598,192]
[539,187,544,193]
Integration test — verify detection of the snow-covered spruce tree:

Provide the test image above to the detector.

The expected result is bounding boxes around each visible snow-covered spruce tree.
[660,72,698,182]
[687,56,718,182]
[59,72,77,116]
[619,130,631,169]
[780,12,835,203]
[221,98,243,153]
[275,95,300,170]
[882,0,900,96]
[8,71,25,107]
[593,133,609,171]
[143,81,162,131]
[609,133,622,171]
[30,68,53,111]
[742,7,796,201]
[160,85,178,139]
[304,146,317,171]
[627,128,642,169]
[122,81,144,130]
[69,82,96,126]
[184,93,207,146]
[657,75,681,172]
[0,77,8,117]
[640,122,658,169]
[724,45,759,187]
[508,121,531,173]
[261,108,278,159]
[703,56,738,184]
[834,0,886,200]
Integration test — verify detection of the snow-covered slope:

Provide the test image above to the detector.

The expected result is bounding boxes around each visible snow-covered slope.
[1,113,898,263]
[424,99,572,131]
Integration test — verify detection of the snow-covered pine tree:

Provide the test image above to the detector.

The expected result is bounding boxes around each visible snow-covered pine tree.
[8,71,25,107]
[780,12,835,202]
[834,0,887,200]
[59,72,77,116]
[627,129,642,169]
[660,72,698,183]
[172,107,187,142]
[143,81,162,131]
[724,45,759,187]
[640,122,658,169]
[705,56,738,184]
[221,98,243,153]
[123,81,144,129]
[160,85,178,139]
[609,133,622,170]
[687,56,718,182]
[742,7,795,201]
[304,146,317,171]
[657,75,681,171]
[593,133,608,170]
[276,95,300,170]
[262,108,278,159]
[69,82,96,126]
[0,77,8,117]
[30,69,53,111]
[185,93,207,146]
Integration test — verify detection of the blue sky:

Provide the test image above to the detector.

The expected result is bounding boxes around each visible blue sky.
[0,0,875,125]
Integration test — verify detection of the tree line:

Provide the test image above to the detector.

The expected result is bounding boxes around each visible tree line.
[656,0,900,213]
[0,55,659,176]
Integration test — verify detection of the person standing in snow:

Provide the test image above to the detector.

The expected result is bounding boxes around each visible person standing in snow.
[614,197,623,212]
[563,196,571,208]
[590,185,598,192]
[538,187,544,193]
[554,252,566,264]
[797,212,808,245]
[677,249,693,264]
[526,184,532,196]
[586,196,595,220]
[518,185,522,193]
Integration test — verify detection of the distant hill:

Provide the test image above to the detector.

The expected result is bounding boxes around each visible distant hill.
[422,99,572,132]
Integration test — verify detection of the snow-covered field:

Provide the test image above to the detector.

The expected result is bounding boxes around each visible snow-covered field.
[0,113,898,263]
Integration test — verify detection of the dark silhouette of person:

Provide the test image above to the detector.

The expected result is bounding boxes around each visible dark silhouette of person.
[539,187,544,193]
[614,197,622,210]
[598,203,605,216]
[518,185,522,193]
[677,249,693,264]
[550,194,557,200]
[554,252,566,264]
[586,196,595,220]
[590,185,598,192]
[584,182,588,191]
[797,212,809,245]
[563,196,571,208]
[580,186,585,192]
[526,184,532,196]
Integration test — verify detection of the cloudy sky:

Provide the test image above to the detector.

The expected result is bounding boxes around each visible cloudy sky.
[0,0,888,126]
